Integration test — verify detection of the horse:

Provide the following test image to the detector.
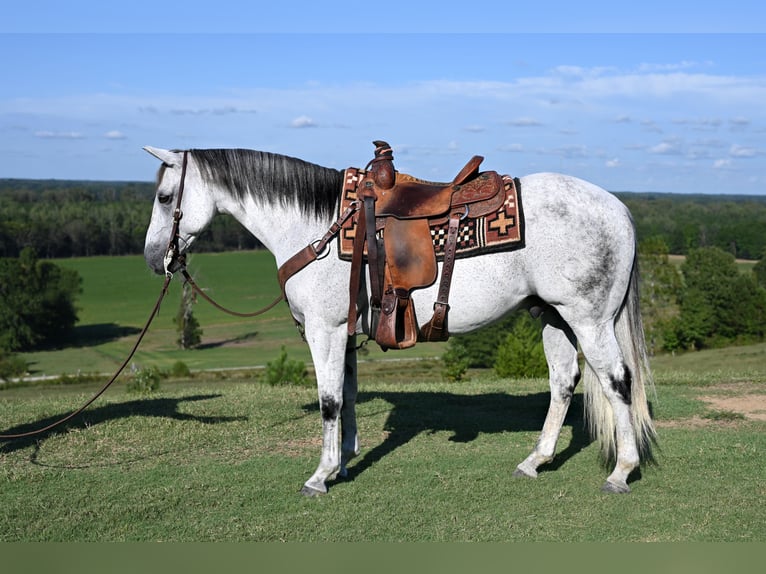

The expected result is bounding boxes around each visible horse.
[143,145,657,496]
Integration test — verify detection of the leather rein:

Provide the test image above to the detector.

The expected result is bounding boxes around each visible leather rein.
[0,150,297,440]
[165,151,285,318]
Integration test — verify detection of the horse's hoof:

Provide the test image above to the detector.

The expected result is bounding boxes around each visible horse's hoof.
[300,484,326,497]
[601,480,630,494]
[512,466,538,479]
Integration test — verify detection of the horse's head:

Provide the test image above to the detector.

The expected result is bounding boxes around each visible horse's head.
[143,147,216,275]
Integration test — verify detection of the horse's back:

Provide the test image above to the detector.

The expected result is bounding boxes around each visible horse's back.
[412,172,637,333]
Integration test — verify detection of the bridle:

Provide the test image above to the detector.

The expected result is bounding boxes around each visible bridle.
[162,150,190,279]
[162,150,285,317]
[162,150,360,319]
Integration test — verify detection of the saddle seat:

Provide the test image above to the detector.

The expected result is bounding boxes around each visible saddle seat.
[350,140,506,350]
[373,155,504,221]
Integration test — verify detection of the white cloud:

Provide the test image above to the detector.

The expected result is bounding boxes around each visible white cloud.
[713,158,732,169]
[497,143,524,153]
[544,145,589,159]
[105,130,126,140]
[649,140,682,155]
[729,144,761,157]
[641,120,663,134]
[34,130,84,139]
[171,108,207,115]
[505,117,543,127]
[729,117,750,127]
[671,117,722,130]
[290,115,318,128]
[606,158,621,168]
[637,61,702,73]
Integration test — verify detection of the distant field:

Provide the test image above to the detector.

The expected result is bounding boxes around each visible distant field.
[20,250,443,378]
[667,253,757,273]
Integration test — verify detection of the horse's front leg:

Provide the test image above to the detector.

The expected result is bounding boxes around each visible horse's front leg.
[300,322,352,496]
[339,335,361,478]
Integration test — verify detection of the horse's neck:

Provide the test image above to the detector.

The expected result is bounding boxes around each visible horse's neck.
[218,193,330,267]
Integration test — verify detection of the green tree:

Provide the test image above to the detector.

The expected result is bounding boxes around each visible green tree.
[174,282,203,349]
[265,346,308,386]
[0,248,81,351]
[638,237,682,354]
[754,249,766,289]
[444,315,517,369]
[442,313,546,378]
[669,247,766,350]
[494,314,548,379]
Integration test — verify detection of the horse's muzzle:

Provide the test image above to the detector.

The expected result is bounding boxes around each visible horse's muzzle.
[145,244,170,275]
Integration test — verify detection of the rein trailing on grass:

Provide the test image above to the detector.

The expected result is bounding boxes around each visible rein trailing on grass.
[0,274,174,440]
[0,152,283,440]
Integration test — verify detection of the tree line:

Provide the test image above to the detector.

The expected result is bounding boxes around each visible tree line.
[2,179,766,381]
[616,192,766,260]
[443,240,766,380]
[0,179,261,258]
[1,180,766,260]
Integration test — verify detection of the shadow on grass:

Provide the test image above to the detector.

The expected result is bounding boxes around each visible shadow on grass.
[303,390,592,487]
[72,323,142,347]
[0,394,247,456]
[196,331,260,350]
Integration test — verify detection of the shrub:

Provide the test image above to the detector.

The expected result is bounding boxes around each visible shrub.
[175,282,202,349]
[494,314,548,379]
[170,360,192,378]
[441,344,470,382]
[265,346,309,386]
[0,350,28,381]
[126,366,162,394]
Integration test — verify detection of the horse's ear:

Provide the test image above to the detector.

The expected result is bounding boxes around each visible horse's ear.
[144,146,181,166]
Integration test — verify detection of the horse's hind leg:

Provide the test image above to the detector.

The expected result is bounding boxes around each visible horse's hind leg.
[514,309,580,478]
[575,321,640,493]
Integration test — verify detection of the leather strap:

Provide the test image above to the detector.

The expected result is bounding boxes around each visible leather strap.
[163,150,189,277]
[278,201,360,298]
[347,200,368,334]
[420,212,461,342]
[362,185,383,308]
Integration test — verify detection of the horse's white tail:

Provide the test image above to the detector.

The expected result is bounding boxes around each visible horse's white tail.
[582,252,657,464]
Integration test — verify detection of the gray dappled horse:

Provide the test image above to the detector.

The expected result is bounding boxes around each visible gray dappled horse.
[143,146,656,496]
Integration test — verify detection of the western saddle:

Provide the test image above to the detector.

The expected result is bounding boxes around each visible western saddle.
[347,141,506,350]
[277,140,508,351]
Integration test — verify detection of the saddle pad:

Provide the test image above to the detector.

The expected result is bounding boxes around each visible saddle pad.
[337,168,524,262]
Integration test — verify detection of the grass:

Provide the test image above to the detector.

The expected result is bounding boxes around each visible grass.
[1,363,765,541]
[4,251,765,541]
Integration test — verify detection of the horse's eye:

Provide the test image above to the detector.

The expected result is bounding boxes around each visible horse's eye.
[158,194,173,205]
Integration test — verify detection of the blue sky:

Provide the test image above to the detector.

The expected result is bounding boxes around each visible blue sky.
[2,2,765,194]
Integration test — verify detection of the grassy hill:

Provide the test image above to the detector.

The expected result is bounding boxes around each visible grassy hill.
[19,250,443,379]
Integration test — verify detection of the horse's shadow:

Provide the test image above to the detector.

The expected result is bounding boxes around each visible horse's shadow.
[305,389,592,485]
[0,394,247,456]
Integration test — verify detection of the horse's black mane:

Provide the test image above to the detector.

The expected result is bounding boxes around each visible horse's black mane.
[190,148,344,220]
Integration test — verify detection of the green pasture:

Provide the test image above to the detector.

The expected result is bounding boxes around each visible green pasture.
[3,251,765,541]
[20,250,443,378]
[1,359,764,541]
